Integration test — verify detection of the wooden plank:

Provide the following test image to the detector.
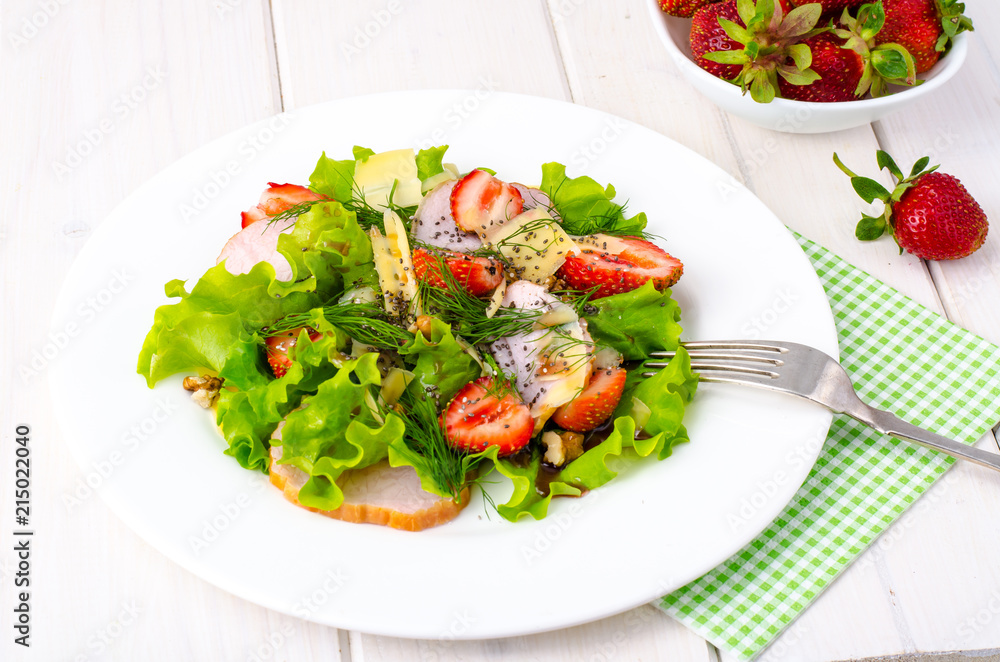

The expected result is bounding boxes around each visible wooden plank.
[350,606,716,662]
[269,0,571,109]
[0,1,343,660]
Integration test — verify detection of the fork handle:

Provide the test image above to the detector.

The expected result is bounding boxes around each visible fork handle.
[850,405,1000,472]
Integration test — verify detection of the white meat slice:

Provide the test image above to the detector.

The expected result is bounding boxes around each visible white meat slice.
[269,440,468,531]
[412,180,483,252]
[512,183,557,217]
[217,219,294,281]
[490,281,594,427]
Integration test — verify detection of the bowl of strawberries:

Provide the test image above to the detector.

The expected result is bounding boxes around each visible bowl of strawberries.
[649,0,971,133]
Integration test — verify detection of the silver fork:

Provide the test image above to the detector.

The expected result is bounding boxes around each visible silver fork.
[646,340,1000,473]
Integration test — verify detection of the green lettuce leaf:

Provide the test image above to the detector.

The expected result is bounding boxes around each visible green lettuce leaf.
[138,199,374,388]
[540,162,647,236]
[215,388,277,472]
[399,317,482,404]
[583,281,683,360]
[137,262,323,389]
[274,353,400,510]
[210,311,354,472]
[416,145,449,182]
[272,200,375,298]
[352,145,376,162]
[309,151,356,202]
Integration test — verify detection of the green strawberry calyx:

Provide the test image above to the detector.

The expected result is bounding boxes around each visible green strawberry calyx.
[702,0,825,104]
[834,1,919,97]
[934,0,974,53]
[833,150,938,252]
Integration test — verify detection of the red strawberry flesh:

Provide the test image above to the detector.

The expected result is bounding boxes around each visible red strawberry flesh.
[264,327,321,378]
[557,236,683,299]
[441,377,533,456]
[450,169,524,234]
[411,248,504,296]
[242,183,326,228]
[552,367,627,433]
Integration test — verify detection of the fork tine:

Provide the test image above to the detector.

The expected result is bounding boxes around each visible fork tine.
[649,351,785,365]
[649,341,788,358]
[644,340,788,384]
[642,361,780,380]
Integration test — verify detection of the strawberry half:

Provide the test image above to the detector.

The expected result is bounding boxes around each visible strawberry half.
[411,248,504,297]
[241,183,327,228]
[264,327,322,378]
[556,235,683,299]
[441,377,533,456]
[450,169,524,234]
[551,366,627,433]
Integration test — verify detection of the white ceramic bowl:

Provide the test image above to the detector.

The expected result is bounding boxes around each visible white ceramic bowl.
[647,0,968,133]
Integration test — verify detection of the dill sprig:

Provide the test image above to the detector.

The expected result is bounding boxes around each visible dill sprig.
[540,179,653,239]
[263,180,417,235]
[261,199,325,233]
[266,302,413,350]
[340,180,418,233]
[415,247,596,346]
[385,388,485,501]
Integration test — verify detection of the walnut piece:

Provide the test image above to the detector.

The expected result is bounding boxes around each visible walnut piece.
[541,430,585,468]
[182,374,224,408]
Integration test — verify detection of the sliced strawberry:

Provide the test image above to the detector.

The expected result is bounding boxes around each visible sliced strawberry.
[450,169,524,233]
[557,235,683,299]
[551,366,627,433]
[241,183,327,228]
[441,377,533,456]
[240,206,268,227]
[411,248,503,297]
[264,327,321,378]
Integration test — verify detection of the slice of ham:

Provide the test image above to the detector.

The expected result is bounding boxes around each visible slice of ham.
[217,220,294,281]
[412,180,482,252]
[268,446,469,532]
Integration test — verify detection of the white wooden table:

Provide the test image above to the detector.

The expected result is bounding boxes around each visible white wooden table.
[3,1,1000,660]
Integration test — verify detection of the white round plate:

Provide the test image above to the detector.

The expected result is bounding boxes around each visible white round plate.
[50,90,838,639]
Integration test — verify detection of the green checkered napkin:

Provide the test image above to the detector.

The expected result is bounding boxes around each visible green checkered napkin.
[658,235,1000,660]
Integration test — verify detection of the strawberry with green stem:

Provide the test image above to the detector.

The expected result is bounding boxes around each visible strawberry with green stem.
[834,150,988,260]
[779,1,918,101]
[698,0,824,103]
[789,0,864,16]
[876,0,973,73]
[659,0,719,19]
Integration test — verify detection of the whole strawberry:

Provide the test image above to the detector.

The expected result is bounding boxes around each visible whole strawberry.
[876,0,973,73]
[779,1,918,102]
[660,0,719,19]
[777,32,864,102]
[789,0,864,16]
[691,0,750,81]
[834,151,988,260]
[695,0,822,103]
